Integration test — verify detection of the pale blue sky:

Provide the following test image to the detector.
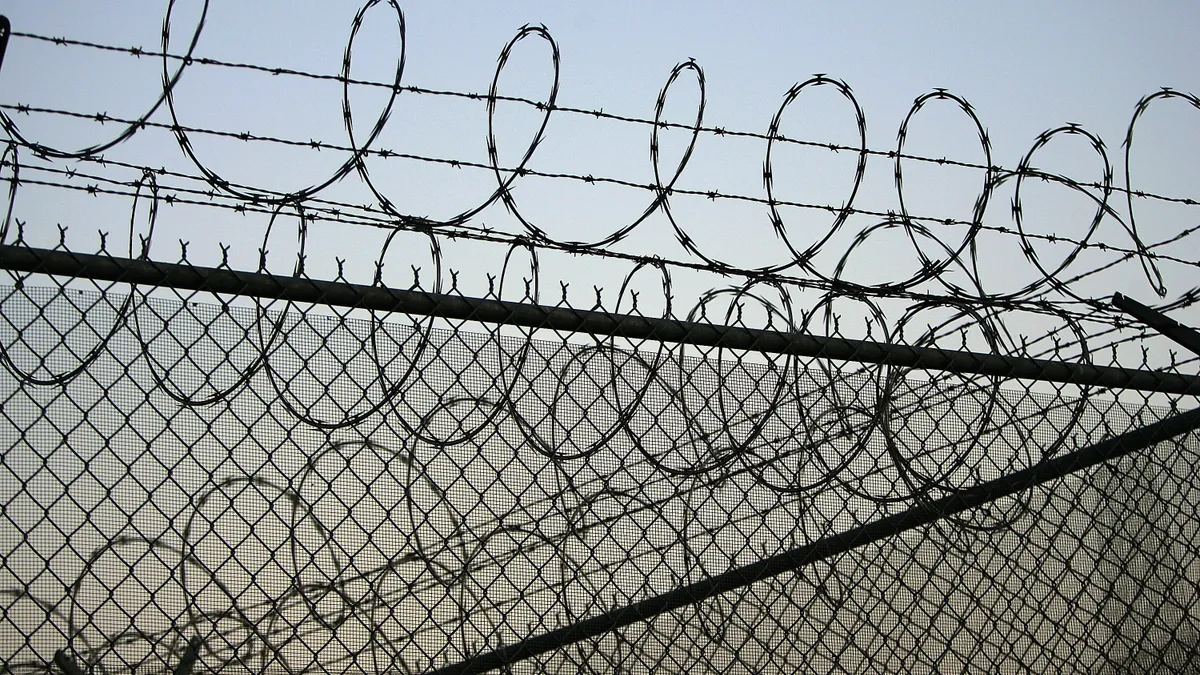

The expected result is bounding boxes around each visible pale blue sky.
[1,1,1197,346]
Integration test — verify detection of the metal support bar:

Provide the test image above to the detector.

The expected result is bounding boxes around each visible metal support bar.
[1113,292,1200,358]
[0,16,10,77]
[2,244,1198,395]
[430,403,1200,675]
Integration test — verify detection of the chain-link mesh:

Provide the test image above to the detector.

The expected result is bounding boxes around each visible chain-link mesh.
[1,248,1198,675]
[2,7,1200,672]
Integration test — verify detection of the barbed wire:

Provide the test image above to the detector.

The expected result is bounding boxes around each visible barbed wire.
[11,168,1195,387]
[7,136,1200,390]
[7,104,1199,278]
[2,33,1197,320]
[8,133,1200,373]
[8,29,1199,210]
[8,152,1199,295]
[2,9,1195,308]
[3,6,1194,469]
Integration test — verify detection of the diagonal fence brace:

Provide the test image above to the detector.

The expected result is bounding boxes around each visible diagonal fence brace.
[1113,292,1200,359]
[431,403,1200,675]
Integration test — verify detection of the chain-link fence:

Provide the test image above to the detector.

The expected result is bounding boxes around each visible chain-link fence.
[3,7,1200,673]
[1,244,1198,675]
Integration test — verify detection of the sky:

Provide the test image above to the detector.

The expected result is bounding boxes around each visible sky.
[1,0,1198,351]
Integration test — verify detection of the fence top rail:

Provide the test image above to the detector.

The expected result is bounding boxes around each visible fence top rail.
[1,242,1196,396]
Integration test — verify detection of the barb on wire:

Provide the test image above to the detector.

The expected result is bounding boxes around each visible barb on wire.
[7,28,1199,208]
